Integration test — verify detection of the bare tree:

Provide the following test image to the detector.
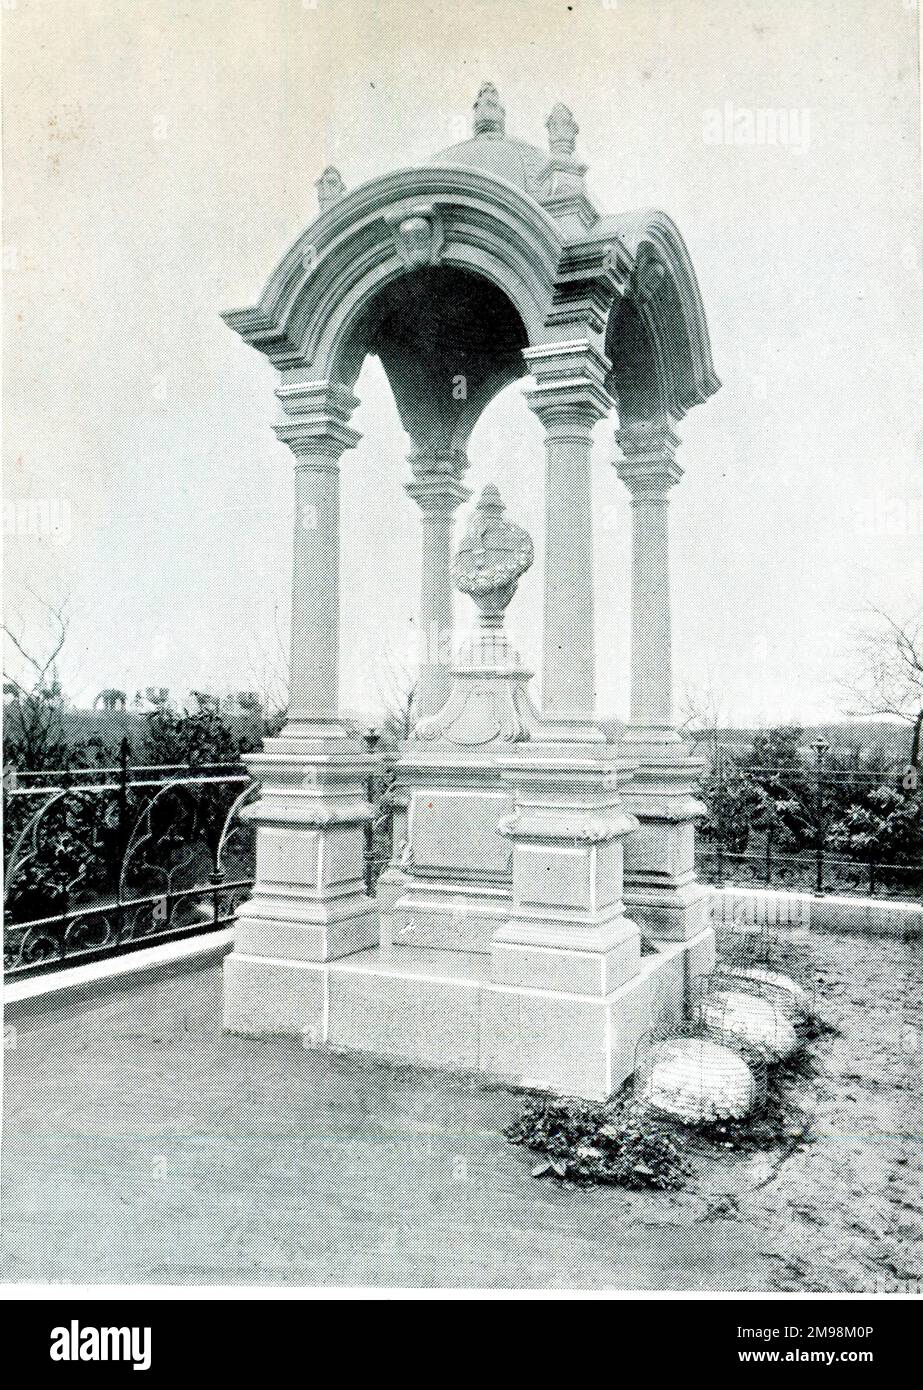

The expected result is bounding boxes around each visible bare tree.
[3,591,71,769]
[841,605,923,724]
[841,605,923,775]
[378,651,417,744]
[678,670,726,764]
[246,605,290,725]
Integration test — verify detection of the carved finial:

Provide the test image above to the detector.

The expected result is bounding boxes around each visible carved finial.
[474,82,505,138]
[536,103,588,217]
[546,103,578,157]
[477,483,504,514]
[316,166,345,213]
[452,485,533,629]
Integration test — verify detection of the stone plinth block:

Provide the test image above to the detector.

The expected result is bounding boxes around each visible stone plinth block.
[388,878,511,954]
[491,917,640,995]
[618,741,710,942]
[223,950,326,1039]
[386,742,516,954]
[226,734,380,988]
[494,742,643,996]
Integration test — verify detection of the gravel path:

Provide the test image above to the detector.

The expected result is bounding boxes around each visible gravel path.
[2,929,921,1290]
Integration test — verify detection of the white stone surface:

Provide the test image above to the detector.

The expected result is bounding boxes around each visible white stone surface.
[696,989,799,1060]
[5,928,233,1009]
[638,1037,757,1123]
[710,884,923,938]
[222,928,714,1102]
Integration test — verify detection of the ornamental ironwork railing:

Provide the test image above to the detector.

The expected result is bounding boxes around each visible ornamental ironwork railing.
[3,741,396,979]
[693,749,922,901]
[3,743,257,978]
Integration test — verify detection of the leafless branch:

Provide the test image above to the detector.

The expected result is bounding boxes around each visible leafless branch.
[2,591,69,691]
[839,603,923,724]
[245,605,290,721]
[678,671,726,761]
[377,651,418,742]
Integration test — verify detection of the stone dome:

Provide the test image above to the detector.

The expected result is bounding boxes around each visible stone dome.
[430,82,547,194]
[430,132,547,194]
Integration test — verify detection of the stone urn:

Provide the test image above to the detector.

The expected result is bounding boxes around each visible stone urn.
[413,485,540,745]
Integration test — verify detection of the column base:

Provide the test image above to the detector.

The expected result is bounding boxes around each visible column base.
[534,714,607,743]
[491,916,640,995]
[229,735,380,966]
[233,890,378,963]
[623,879,712,942]
[619,736,708,943]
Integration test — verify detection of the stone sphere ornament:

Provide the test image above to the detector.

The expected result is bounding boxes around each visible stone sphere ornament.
[717,966,811,1018]
[695,989,798,1061]
[637,1037,758,1124]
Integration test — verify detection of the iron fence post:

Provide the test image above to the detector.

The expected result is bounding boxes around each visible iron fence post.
[58,892,68,963]
[362,728,381,896]
[812,737,829,895]
[115,735,130,939]
[210,869,225,927]
[715,749,725,885]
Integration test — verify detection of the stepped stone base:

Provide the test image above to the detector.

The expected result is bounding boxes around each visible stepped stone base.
[223,926,715,1101]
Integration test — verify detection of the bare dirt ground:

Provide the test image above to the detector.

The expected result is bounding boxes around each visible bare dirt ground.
[2,929,921,1290]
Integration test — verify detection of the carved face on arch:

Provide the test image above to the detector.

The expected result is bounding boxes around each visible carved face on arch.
[398,215,435,268]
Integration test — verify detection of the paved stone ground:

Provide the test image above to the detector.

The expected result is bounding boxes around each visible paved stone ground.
[2,930,921,1290]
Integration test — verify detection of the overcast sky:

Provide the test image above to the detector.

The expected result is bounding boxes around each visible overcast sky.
[4,0,921,726]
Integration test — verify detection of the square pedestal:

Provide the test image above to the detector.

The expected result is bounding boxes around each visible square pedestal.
[619,746,710,943]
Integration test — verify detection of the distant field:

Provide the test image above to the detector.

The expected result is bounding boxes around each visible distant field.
[8,707,266,761]
[9,707,914,764]
[693,721,912,761]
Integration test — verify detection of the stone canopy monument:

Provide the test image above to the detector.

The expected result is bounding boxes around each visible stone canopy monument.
[222,84,720,1099]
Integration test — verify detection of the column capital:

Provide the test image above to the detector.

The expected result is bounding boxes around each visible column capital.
[273,380,361,463]
[615,425,684,497]
[405,449,472,515]
[407,446,469,482]
[523,339,613,434]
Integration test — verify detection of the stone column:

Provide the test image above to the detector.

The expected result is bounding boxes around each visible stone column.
[275,380,361,737]
[616,426,683,745]
[223,380,380,1037]
[405,449,471,722]
[614,424,709,943]
[523,343,611,735]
